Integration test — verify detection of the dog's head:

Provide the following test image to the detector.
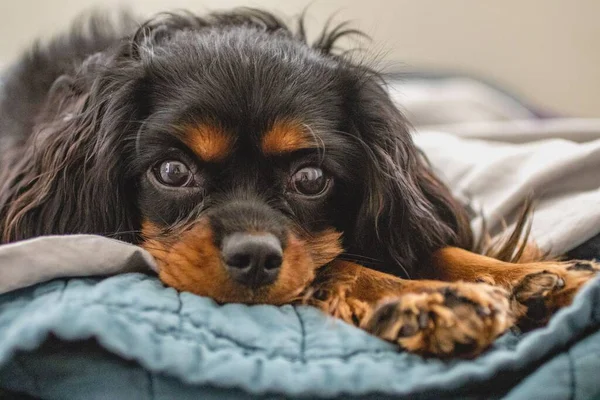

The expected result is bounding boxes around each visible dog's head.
[1,9,471,304]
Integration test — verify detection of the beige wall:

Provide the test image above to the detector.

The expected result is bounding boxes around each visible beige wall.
[1,0,598,116]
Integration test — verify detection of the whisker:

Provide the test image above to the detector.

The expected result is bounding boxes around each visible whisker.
[102,229,143,238]
[339,252,383,263]
[302,123,326,164]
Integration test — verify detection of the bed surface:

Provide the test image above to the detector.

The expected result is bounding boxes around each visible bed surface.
[0,254,599,399]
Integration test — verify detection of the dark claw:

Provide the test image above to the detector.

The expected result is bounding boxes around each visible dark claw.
[372,302,397,324]
[476,306,491,317]
[398,322,419,337]
[418,312,429,329]
[442,290,464,308]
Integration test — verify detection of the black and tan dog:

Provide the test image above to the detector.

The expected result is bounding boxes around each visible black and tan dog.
[0,9,597,357]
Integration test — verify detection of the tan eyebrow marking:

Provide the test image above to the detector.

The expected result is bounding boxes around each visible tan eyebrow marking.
[261,120,315,155]
[180,124,234,162]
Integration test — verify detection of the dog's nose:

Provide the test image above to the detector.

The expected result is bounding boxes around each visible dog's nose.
[221,233,283,287]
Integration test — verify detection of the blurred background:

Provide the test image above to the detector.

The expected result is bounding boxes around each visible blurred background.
[0,0,598,117]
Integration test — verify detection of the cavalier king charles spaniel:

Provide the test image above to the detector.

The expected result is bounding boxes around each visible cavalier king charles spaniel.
[0,8,598,357]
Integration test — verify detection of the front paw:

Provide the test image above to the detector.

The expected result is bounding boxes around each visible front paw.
[362,282,513,358]
[512,260,600,328]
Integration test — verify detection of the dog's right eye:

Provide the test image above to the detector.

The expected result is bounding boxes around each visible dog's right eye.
[154,160,193,187]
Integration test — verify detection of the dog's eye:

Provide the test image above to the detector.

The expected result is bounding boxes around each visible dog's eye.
[289,166,331,196]
[155,160,193,187]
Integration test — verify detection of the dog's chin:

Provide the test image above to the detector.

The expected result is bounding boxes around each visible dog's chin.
[158,267,312,305]
[142,221,343,305]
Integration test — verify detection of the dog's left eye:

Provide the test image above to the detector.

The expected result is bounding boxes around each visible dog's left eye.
[154,160,194,187]
[289,166,332,197]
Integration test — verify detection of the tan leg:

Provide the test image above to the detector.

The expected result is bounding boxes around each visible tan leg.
[423,247,600,327]
[302,260,513,358]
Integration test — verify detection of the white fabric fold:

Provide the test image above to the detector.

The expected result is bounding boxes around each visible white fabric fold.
[415,119,600,256]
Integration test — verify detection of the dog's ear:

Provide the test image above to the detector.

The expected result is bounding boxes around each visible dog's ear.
[346,74,472,277]
[0,53,144,243]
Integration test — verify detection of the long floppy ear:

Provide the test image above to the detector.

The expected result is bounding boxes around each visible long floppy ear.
[346,74,473,277]
[0,51,145,244]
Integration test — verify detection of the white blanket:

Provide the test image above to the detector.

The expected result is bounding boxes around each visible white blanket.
[415,122,600,256]
[390,76,600,256]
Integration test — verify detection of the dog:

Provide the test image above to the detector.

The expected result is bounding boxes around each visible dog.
[0,8,598,358]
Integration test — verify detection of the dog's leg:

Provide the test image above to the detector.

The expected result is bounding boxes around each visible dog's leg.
[422,247,600,328]
[304,260,513,357]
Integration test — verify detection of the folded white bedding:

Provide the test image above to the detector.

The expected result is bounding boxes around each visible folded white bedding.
[387,76,600,256]
[415,121,600,256]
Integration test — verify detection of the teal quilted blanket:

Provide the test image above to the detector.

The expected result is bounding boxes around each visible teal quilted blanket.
[0,272,599,399]
[0,235,598,399]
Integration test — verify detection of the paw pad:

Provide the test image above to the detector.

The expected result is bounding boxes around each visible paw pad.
[512,260,599,328]
[512,271,563,304]
[364,283,512,357]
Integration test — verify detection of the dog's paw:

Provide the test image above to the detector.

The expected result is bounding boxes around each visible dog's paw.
[512,260,600,328]
[362,282,513,357]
